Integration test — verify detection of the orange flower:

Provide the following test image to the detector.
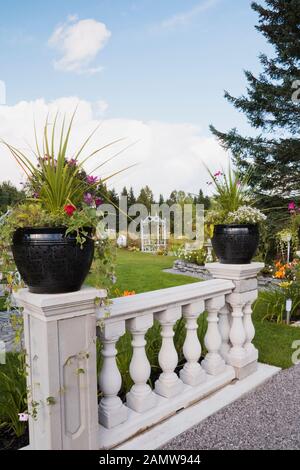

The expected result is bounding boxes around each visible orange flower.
[123,290,136,296]
[274,270,285,279]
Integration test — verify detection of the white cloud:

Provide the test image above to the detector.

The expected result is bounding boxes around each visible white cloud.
[0,97,229,198]
[160,0,218,30]
[48,16,111,73]
[94,99,109,117]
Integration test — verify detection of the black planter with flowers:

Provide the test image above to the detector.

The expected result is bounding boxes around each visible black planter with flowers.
[211,224,259,264]
[205,167,266,265]
[12,226,94,294]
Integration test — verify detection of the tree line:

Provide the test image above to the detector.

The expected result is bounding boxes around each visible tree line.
[0,180,211,215]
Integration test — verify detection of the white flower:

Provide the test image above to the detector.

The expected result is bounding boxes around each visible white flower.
[226,206,266,224]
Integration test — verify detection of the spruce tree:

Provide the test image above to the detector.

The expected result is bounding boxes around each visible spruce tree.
[210,0,300,197]
[128,187,136,206]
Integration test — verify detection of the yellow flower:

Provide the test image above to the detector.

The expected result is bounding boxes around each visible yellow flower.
[279,281,292,289]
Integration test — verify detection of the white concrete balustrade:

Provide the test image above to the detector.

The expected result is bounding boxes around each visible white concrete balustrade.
[14,262,263,450]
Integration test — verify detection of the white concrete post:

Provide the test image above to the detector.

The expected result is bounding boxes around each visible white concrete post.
[126,314,157,412]
[14,287,106,450]
[154,307,184,398]
[218,303,231,360]
[206,262,263,379]
[202,296,226,375]
[98,321,128,428]
[180,301,206,386]
[243,291,258,357]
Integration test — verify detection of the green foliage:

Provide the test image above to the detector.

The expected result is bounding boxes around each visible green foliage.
[204,166,265,225]
[0,352,27,438]
[253,284,300,324]
[1,112,125,213]
[206,166,251,215]
[90,239,117,294]
[0,182,25,214]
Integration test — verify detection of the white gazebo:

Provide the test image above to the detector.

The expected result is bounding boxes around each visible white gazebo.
[141,214,167,252]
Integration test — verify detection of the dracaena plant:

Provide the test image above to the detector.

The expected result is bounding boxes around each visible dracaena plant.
[0,110,134,243]
[1,110,128,213]
[205,165,265,225]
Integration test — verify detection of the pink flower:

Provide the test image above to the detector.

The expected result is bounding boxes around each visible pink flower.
[86,175,98,185]
[18,413,29,422]
[288,201,296,211]
[68,158,77,167]
[83,193,94,206]
[95,197,103,208]
[214,170,222,177]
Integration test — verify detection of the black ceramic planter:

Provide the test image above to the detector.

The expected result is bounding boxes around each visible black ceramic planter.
[12,227,94,294]
[211,224,259,264]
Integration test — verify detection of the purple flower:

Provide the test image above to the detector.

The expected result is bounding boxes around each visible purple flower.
[214,170,222,177]
[33,192,39,199]
[288,201,296,211]
[68,158,77,167]
[83,193,94,206]
[95,197,103,208]
[86,175,98,185]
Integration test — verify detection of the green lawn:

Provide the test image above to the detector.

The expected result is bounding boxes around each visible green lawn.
[253,307,300,369]
[90,249,300,370]
[89,249,199,295]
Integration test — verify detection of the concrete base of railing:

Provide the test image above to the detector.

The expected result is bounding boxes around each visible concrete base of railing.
[116,363,280,450]
[98,365,235,449]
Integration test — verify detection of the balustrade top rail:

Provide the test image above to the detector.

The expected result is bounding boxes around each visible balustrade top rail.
[97,279,235,323]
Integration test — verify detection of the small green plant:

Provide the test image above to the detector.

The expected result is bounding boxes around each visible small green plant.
[205,165,265,225]
[0,352,27,438]
[179,248,207,266]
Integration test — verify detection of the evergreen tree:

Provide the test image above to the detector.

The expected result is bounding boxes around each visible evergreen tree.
[128,186,136,206]
[159,194,165,205]
[137,186,154,212]
[121,186,128,197]
[196,189,211,210]
[210,0,300,197]
[0,181,25,213]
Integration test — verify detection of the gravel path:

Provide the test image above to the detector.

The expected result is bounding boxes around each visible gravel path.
[162,365,300,450]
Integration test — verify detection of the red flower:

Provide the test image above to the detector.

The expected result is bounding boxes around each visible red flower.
[64,204,76,216]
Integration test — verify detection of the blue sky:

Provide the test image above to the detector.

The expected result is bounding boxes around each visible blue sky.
[0,0,269,133]
[0,0,271,196]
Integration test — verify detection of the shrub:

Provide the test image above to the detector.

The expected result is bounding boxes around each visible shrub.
[179,248,207,266]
